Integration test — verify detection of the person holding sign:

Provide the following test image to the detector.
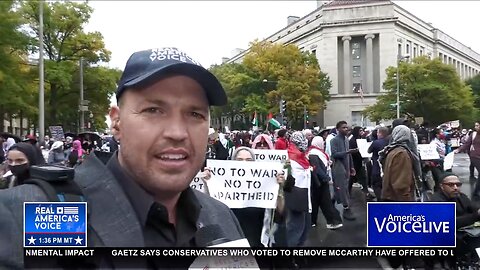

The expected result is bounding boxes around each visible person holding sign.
[348,127,370,199]
[428,128,447,191]
[285,131,312,247]
[226,146,286,248]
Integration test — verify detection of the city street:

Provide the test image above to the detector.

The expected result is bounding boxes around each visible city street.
[303,153,475,269]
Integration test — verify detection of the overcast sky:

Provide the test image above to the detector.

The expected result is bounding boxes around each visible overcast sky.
[84,1,480,70]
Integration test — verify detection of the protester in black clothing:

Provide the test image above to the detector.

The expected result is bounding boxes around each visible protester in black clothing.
[430,173,480,265]
[349,126,369,197]
[307,136,343,229]
[213,134,229,160]
[2,142,45,188]
[368,127,389,200]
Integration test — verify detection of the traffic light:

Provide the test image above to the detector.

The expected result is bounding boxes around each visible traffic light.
[281,100,287,113]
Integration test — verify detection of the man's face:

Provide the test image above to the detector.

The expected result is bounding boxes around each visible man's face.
[475,122,480,132]
[440,175,462,199]
[110,75,210,197]
[338,124,349,136]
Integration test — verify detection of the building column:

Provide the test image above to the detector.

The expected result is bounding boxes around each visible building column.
[342,36,352,95]
[365,34,375,94]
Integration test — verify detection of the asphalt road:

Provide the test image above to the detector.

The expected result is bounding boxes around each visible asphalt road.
[302,153,475,269]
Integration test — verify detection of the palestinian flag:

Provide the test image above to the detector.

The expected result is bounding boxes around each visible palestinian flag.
[252,111,258,126]
[269,118,281,129]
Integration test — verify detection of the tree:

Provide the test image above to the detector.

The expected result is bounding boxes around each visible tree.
[0,0,32,132]
[20,1,117,131]
[466,74,480,109]
[211,41,331,130]
[364,56,476,126]
[243,41,331,129]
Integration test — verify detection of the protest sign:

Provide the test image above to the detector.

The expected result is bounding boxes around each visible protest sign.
[190,171,208,193]
[356,139,372,158]
[443,152,455,171]
[48,126,65,141]
[417,144,440,160]
[206,160,283,209]
[251,149,288,163]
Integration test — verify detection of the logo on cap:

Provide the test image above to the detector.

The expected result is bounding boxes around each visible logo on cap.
[149,47,202,66]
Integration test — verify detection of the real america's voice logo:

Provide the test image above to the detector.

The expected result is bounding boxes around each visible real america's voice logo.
[24,202,87,248]
[367,202,456,247]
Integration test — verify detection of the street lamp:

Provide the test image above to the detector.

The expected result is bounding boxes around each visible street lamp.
[396,54,410,118]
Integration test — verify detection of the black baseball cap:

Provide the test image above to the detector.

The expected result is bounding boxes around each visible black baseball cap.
[116,47,227,106]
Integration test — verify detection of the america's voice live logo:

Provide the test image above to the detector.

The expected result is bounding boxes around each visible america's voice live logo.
[367,202,456,247]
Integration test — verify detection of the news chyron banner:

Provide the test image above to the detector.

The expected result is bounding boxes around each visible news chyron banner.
[24,202,87,247]
[367,202,455,247]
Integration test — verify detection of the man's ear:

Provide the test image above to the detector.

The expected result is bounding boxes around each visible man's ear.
[109,106,121,140]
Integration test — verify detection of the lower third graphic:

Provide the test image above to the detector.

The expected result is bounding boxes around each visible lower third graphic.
[24,202,87,247]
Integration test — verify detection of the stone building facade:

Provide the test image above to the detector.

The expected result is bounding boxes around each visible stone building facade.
[226,0,480,127]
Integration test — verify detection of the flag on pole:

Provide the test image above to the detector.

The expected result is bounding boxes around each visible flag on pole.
[268,118,281,129]
[252,111,258,126]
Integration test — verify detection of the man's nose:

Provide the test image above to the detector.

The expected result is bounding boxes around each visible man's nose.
[163,120,189,141]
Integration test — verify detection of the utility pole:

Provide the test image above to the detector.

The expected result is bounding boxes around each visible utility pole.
[38,1,45,144]
[79,57,84,133]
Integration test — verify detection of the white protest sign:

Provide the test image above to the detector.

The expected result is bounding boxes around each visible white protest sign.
[190,171,207,193]
[418,144,440,160]
[206,160,282,209]
[251,149,288,163]
[443,152,455,171]
[356,139,372,158]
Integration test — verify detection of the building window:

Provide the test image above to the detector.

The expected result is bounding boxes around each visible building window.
[406,44,410,55]
[353,83,362,93]
[420,46,424,56]
[353,66,361,77]
[398,44,402,56]
[352,42,361,59]
[413,47,417,58]
[311,49,316,57]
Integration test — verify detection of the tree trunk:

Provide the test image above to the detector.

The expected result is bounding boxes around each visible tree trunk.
[19,110,24,136]
[49,84,58,125]
[8,113,13,134]
[0,105,4,132]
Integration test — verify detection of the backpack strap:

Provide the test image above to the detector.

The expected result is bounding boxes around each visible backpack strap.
[24,178,85,202]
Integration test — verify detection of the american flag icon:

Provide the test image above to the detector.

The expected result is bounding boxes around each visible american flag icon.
[57,206,78,215]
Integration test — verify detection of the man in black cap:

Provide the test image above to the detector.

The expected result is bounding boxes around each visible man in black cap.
[0,47,244,268]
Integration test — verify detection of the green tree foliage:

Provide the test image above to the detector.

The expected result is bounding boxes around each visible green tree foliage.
[210,41,331,129]
[364,56,476,126]
[466,74,480,109]
[0,0,34,131]
[20,0,119,132]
